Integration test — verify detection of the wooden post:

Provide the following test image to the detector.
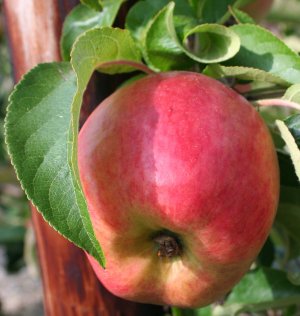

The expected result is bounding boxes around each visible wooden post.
[3,1,164,315]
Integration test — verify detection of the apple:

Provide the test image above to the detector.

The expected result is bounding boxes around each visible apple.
[78,72,279,308]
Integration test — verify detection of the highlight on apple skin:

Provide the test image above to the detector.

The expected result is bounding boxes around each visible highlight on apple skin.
[78,72,279,308]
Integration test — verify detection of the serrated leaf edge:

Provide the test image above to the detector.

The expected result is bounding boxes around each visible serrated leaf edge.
[4,62,105,267]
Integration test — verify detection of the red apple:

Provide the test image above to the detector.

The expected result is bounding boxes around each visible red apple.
[78,72,279,308]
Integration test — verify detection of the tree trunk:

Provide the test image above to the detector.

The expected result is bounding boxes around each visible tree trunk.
[3,1,164,315]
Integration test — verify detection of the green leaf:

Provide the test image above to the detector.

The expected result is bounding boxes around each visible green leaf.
[80,0,102,11]
[145,3,240,70]
[276,119,300,181]
[213,268,300,315]
[61,2,124,61]
[126,0,196,43]
[203,64,289,86]
[96,0,124,24]
[144,2,193,71]
[4,63,105,266]
[201,0,236,23]
[283,84,300,104]
[229,7,256,24]
[71,27,142,76]
[226,24,300,84]
[5,28,143,267]
[126,1,163,43]
[182,24,241,64]
[127,1,239,70]
[68,26,143,261]
[126,0,197,71]
[69,26,143,178]
[200,0,254,25]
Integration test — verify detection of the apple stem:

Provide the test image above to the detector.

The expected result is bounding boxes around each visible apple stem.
[242,88,286,100]
[153,234,182,258]
[254,98,300,112]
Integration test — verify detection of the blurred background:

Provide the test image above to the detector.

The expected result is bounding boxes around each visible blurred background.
[0,0,300,315]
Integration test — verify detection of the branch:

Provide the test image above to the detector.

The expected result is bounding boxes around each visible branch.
[254,98,300,112]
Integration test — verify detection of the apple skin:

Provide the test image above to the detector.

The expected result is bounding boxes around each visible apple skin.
[78,72,279,308]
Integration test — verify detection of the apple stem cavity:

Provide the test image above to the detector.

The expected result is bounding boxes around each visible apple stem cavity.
[153,231,182,258]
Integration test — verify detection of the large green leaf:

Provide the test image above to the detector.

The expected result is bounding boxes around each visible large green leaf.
[125,0,197,71]
[225,24,300,84]
[61,2,124,61]
[5,27,144,267]
[182,24,241,64]
[71,27,143,76]
[144,3,240,71]
[126,0,196,43]
[4,63,105,266]
[69,27,143,247]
